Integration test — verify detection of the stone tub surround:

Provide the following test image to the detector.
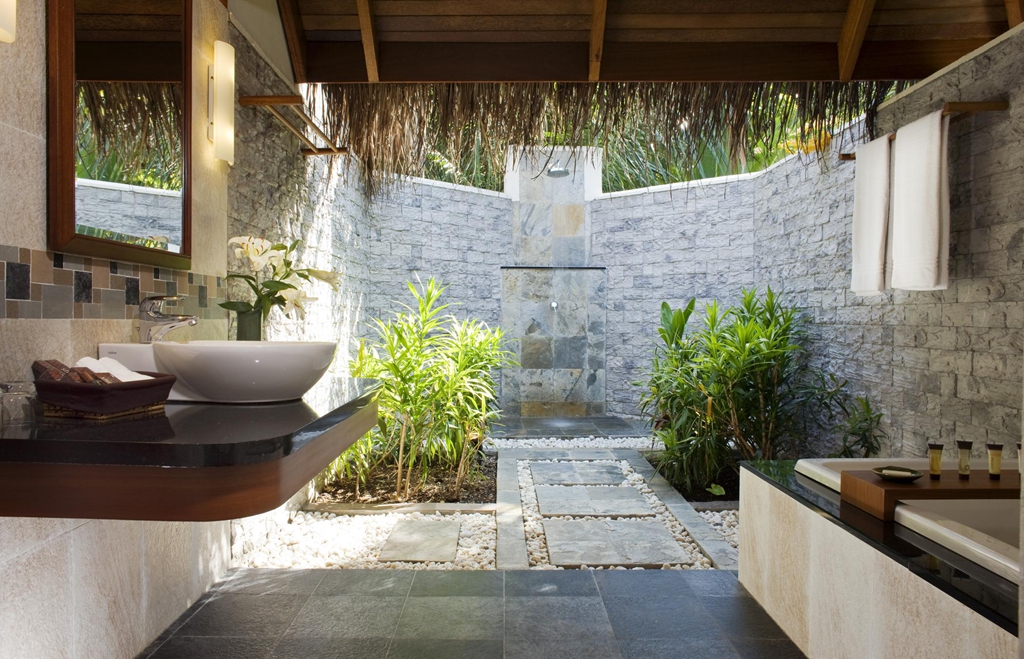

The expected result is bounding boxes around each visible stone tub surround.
[739,462,1017,658]
[0,242,226,322]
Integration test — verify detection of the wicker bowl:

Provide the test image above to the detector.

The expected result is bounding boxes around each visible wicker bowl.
[34,371,177,419]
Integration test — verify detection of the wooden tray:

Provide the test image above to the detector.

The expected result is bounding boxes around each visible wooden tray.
[35,371,176,419]
[840,469,1020,521]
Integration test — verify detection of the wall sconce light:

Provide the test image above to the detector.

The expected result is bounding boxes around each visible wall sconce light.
[208,40,235,165]
[0,0,16,43]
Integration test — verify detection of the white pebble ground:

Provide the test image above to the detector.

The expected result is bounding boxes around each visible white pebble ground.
[237,511,497,570]
[485,435,660,451]
[699,509,739,549]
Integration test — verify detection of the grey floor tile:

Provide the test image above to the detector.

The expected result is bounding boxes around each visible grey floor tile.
[394,596,504,640]
[679,570,750,598]
[408,570,504,597]
[379,519,461,563]
[175,594,308,638]
[504,637,623,659]
[219,569,327,595]
[272,637,390,659]
[505,596,615,642]
[593,569,691,598]
[284,596,405,639]
[729,639,806,658]
[619,639,740,659]
[147,637,276,659]
[315,570,415,597]
[386,639,504,659]
[602,596,722,641]
[504,570,598,597]
[700,597,790,641]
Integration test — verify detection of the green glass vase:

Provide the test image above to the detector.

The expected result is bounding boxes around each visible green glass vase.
[236,310,263,341]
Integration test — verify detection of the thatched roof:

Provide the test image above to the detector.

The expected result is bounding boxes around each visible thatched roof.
[317,80,907,198]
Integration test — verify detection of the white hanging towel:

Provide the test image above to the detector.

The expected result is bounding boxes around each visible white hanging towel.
[890,109,951,290]
[850,134,892,295]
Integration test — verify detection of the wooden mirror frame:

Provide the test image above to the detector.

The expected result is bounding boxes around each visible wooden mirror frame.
[47,0,192,270]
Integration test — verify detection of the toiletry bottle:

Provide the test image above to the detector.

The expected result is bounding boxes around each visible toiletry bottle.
[956,440,972,480]
[927,443,943,480]
[987,443,1003,480]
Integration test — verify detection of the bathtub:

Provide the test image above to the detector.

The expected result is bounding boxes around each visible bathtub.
[795,458,1020,584]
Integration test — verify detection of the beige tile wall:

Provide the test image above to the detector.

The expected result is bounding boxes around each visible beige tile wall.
[0,1,232,657]
[739,472,1017,659]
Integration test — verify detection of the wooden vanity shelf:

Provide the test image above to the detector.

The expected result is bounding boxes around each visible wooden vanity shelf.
[837,100,1009,161]
[840,469,1020,521]
[238,95,349,157]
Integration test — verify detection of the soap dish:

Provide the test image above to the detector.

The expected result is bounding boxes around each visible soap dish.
[35,372,177,420]
[871,466,924,483]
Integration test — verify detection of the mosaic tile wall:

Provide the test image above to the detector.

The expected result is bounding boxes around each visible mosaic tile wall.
[0,244,227,322]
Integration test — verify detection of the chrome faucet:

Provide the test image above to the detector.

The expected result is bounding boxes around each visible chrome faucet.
[138,296,198,343]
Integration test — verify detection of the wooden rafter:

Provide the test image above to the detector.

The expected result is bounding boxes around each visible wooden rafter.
[589,0,608,82]
[838,0,877,82]
[277,0,308,83]
[239,95,347,156]
[1006,0,1024,27]
[356,0,380,83]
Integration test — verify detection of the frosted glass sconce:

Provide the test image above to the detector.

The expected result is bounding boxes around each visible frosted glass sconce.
[209,40,235,164]
[0,0,16,43]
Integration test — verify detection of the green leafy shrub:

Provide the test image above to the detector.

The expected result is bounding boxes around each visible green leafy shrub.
[639,288,885,492]
[331,278,515,499]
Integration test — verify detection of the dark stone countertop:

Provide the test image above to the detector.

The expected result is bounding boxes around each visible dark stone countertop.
[741,460,1019,637]
[0,378,379,469]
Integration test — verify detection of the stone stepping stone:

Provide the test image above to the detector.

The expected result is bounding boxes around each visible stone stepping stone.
[543,519,689,567]
[535,485,654,517]
[530,462,624,485]
[378,519,461,563]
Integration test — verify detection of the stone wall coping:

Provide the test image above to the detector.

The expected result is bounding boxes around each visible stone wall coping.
[392,174,513,199]
[75,177,183,197]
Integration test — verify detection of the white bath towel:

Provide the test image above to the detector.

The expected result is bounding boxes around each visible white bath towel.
[891,109,951,291]
[850,134,892,295]
[74,357,153,382]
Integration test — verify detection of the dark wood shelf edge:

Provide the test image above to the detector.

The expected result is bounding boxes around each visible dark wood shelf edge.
[0,401,377,522]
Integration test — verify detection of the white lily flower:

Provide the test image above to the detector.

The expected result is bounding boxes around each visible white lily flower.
[280,275,317,318]
[228,236,283,271]
[305,269,342,290]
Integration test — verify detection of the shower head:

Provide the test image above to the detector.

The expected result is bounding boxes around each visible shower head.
[546,161,570,178]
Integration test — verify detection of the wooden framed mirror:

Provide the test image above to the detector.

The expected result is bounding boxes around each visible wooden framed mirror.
[48,0,192,270]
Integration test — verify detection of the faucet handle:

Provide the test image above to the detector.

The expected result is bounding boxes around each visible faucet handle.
[140,295,183,314]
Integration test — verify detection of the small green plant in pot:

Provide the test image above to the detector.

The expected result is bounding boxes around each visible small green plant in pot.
[219,236,341,340]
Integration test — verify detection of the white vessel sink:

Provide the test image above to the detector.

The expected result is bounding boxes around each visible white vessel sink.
[99,341,337,403]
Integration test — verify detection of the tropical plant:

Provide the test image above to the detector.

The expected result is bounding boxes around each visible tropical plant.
[640,289,885,491]
[338,279,515,499]
[219,236,342,320]
[829,395,886,459]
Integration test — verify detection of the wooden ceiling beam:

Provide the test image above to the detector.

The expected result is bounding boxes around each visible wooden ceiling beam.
[356,0,380,82]
[277,0,309,83]
[838,0,877,82]
[589,0,608,81]
[1006,0,1024,27]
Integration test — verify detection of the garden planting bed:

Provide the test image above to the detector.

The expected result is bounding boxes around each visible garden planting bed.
[315,453,497,505]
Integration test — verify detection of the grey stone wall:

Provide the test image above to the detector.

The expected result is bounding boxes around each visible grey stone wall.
[75,179,184,246]
[591,179,757,418]
[228,25,371,379]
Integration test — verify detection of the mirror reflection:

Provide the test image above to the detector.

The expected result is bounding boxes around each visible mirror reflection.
[73,0,185,254]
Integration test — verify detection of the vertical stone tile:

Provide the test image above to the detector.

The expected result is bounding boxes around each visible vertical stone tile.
[0,534,73,659]
[0,318,72,381]
[143,522,195,641]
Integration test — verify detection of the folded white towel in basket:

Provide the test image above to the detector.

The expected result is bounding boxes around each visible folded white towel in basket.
[891,109,951,291]
[75,357,153,382]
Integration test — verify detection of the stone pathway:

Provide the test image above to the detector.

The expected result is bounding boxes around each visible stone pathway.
[378,519,461,563]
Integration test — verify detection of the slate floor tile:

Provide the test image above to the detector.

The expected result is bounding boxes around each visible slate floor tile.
[602,596,722,641]
[147,636,276,659]
[619,638,740,659]
[504,596,615,642]
[504,637,624,659]
[593,569,690,598]
[700,597,790,640]
[386,639,504,659]
[315,570,414,597]
[271,637,390,659]
[729,639,807,658]
[284,596,405,639]
[394,596,504,640]
[679,570,750,598]
[504,569,598,597]
[408,570,504,597]
[175,594,308,638]
[219,569,326,595]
